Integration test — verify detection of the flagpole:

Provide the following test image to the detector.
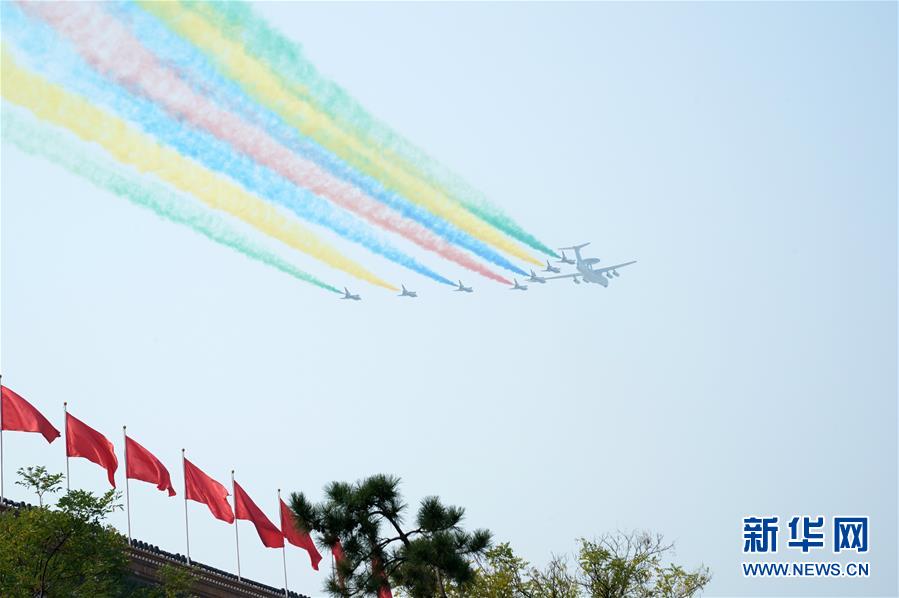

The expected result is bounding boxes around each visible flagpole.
[63,402,69,491]
[232,470,241,580]
[279,489,288,598]
[123,426,132,544]
[182,449,191,565]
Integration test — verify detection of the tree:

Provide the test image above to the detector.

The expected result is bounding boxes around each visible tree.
[290,474,491,598]
[15,466,64,507]
[449,532,710,598]
[155,562,197,598]
[575,532,710,598]
[0,466,128,597]
[448,542,532,597]
[528,554,580,598]
[446,543,577,598]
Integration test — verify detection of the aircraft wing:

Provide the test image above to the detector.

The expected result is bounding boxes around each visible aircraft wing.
[592,260,637,274]
[542,273,582,280]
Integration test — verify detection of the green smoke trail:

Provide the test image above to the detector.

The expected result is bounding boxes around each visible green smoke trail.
[180,1,558,258]
[1,104,341,293]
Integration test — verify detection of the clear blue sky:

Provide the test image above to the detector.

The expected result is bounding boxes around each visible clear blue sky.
[1,2,896,596]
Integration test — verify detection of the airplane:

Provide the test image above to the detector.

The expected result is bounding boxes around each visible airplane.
[543,243,636,287]
[510,279,528,291]
[526,270,547,284]
[341,287,361,301]
[399,284,417,298]
[542,260,561,274]
[454,280,473,293]
[556,250,575,265]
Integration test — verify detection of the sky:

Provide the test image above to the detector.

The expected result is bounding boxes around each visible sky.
[1,2,896,597]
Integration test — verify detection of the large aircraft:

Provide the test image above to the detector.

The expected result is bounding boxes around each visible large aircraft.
[399,285,418,298]
[544,243,636,287]
[526,270,547,284]
[341,288,362,301]
[556,250,575,265]
[454,280,474,293]
[542,260,561,274]
[510,279,528,291]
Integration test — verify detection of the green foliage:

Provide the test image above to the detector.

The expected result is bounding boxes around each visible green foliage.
[446,542,534,597]
[15,465,65,507]
[575,532,710,598]
[448,532,710,598]
[57,487,122,523]
[290,474,491,598]
[0,466,129,597]
[155,562,197,598]
[528,554,580,598]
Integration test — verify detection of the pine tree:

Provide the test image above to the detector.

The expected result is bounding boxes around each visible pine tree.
[290,474,491,598]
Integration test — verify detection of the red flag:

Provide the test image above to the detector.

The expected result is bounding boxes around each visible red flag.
[65,412,117,487]
[332,539,345,564]
[233,481,283,548]
[279,497,322,570]
[373,558,394,598]
[184,458,234,523]
[332,539,346,588]
[125,435,175,496]
[1,385,60,443]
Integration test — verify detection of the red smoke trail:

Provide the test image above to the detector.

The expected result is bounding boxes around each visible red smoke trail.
[23,1,511,285]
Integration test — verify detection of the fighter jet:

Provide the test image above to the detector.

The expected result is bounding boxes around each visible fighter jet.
[341,287,361,301]
[556,250,575,265]
[510,279,528,291]
[454,280,473,293]
[399,285,417,298]
[543,243,636,287]
[542,260,561,274]
[526,270,547,284]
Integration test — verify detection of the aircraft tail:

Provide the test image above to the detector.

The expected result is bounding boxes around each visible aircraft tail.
[559,242,591,251]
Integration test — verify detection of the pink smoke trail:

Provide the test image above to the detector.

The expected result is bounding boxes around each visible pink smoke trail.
[23,1,510,285]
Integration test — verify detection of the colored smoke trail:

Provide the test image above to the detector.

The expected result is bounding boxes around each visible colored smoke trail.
[19,2,473,287]
[107,1,526,279]
[0,48,396,291]
[2,5,455,290]
[186,0,559,259]
[1,105,340,294]
[137,0,544,267]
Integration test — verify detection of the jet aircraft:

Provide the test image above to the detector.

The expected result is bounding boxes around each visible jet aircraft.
[399,285,417,298]
[341,288,362,301]
[542,260,561,273]
[510,279,528,291]
[454,280,474,293]
[526,270,547,284]
[556,250,575,265]
[543,243,636,287]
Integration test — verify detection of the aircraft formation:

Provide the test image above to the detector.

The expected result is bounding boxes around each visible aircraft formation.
[343,243,636,300]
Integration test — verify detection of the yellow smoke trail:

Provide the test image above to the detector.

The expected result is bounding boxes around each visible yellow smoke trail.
[139,1,542,267]
[0,47,396,291]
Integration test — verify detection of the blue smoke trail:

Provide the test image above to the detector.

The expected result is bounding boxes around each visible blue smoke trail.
[110,1,526,277]
[1,3,452,286]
